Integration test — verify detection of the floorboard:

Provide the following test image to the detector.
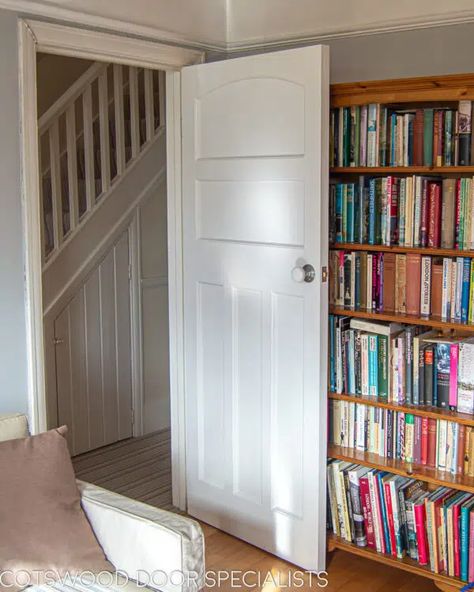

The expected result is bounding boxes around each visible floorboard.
[72,431,436,590]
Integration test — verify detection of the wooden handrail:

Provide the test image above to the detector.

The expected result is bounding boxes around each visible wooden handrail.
[38,62,106,133]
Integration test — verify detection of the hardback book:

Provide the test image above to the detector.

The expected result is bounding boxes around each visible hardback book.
[424,346,434,406]
[349,318,403,336]
[413,109,424,166]
[420,256,431,317]
[423,109,434,167]
[431,260,443,318]
[441,178,456,249]
[359,471,376,549]
[427,182,441,248]
[395,255,407,314]
[360,106,368,166]
[413,491,430,562]
[406,254,421,316]
[382,253,396,313]
[436,343,450,409]
[460,496,474,581]
[458,338,474,414]
[348,465,369,547]
[367,104,378,167]
[458,100,472,166]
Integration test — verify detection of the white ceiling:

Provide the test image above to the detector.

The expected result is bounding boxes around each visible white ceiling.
[4,0,474,50]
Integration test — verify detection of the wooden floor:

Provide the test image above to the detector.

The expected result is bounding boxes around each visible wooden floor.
[72,432,436,590]
[202,522,437,591]
[72,429,173,510]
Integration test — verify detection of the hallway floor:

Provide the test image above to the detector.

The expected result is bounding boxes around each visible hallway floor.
[72,428,173,510]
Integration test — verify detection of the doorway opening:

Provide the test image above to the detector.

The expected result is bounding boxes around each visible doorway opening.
[37,51,172,509]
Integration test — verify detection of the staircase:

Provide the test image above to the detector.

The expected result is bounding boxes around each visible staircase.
[39,62,165,264]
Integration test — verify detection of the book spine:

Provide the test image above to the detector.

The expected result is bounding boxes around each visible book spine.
[420,256,431,316]
[368,470,383,552]
[427,182,441,248]
[383,480,397,557]
[467,509,474,582]
[348,470,367,547]
[421,417,429,465]
[423,108,434,166]
[449,344,459,410]
[359,475,376,549]
[414,502,429,565]
[461,505,470,582]
[360,106,368,167]
[378,335,389,400]
[458,100,472,166]
[367,104,378,167]
[427,418,437,468]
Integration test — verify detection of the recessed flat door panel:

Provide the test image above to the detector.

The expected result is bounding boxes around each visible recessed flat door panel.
[196,180,304,246]
[196,78,304,159]
[197,282,226,489]
[271,292,304,519]
[182,45,329,570]
[231,287,263,505]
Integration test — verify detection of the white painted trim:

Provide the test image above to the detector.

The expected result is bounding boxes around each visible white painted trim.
[5,0,474,54]
[166,71,187,511]
[0,0,224,51]
[19,17,203,504]
[129,213,144,438]
[27,19,204,70]
[226,10,474,52]
[19,20,47,435]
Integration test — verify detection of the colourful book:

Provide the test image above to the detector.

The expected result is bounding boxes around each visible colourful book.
[413,494,430,565]
[449,343,459,410]
[359,472,376,549]
[423,108,434,166]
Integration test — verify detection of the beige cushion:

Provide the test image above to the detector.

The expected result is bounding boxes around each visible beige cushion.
[0,413,29,442]
[0,426,113,591]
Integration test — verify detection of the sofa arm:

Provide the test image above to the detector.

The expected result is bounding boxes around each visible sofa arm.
[77,481,205,592]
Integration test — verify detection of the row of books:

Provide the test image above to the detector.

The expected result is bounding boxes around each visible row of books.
[330,102,474,168]
[329,316,474,411]
[329,176,474,250]
[329,251,474,321]
[329,399,473,476]
[327,460,474,579]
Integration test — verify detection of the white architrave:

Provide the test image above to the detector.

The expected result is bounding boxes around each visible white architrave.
[18,18,203,510]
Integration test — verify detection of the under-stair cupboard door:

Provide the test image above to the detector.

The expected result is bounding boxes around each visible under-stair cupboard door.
[181,45,329,570]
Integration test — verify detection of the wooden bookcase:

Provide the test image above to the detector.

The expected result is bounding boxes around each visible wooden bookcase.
[327,73,474,592]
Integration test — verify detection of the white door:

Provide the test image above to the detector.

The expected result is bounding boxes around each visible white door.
[182,45,329,569]
[54,229,133,456]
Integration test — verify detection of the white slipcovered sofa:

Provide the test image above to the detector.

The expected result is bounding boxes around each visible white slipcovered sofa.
[0,414,205,592]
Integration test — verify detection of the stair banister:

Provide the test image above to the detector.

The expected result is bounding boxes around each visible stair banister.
[38,62,107,134]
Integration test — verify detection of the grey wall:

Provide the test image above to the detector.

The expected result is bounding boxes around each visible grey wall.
[327,22,474,83]
[0,9,29,416]
[219,21,474,83]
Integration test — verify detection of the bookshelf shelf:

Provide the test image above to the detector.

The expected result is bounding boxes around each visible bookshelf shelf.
[328,391,474,427]
[330,166,474,174]
[329,306,474,332]
[329,243,474,258]
[328,444,474,494]
[327,533,463,588]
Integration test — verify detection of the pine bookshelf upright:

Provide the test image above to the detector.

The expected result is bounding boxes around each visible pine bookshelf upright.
[327,73,474,592]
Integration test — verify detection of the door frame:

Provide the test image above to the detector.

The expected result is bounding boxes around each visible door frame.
[18,18,204,509]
